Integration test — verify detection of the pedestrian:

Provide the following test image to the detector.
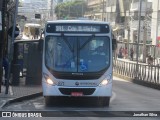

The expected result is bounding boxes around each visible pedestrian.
[124,47,128,59]
[118,47,123,58]
[2,55,9,85]
[30,28,35,39]
[147,55,153,65]
[35,28,39,39]
[130,48,134,61]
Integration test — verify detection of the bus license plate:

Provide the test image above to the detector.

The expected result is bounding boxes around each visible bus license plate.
[71,92,83,96]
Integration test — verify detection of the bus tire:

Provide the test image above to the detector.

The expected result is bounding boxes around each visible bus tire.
[45,96,52,106]
[97,97,110,107]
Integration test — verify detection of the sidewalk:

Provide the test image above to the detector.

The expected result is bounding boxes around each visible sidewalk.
[0,84,42,110]
[117,58,147,64]
[116,58,159,66]
[22,34,41,40]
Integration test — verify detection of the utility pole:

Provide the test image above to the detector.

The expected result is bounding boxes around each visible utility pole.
[127,0,132,58]
[5,0,19,94]
[69,5,70,18]
[127,12,130,59]
[82,2,83,17]
[0,0,4,93]
[124,1,129,54]
[50,0,53,19]
[142,0,147,63]
[102,0,104,21]
[136,0,142,78]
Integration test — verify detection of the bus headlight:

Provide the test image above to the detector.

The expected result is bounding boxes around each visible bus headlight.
[46,78,54,85]
[43,73,55,85]
[99,80,109,86]
[99,74,112,86]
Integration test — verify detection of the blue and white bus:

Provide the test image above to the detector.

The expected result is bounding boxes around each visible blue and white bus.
[41,20,116,106]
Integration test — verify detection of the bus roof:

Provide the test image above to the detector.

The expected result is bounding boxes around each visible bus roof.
[24,23,41,27]
[46,20,110,25]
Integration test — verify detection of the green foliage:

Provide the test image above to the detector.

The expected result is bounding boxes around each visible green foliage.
[55,0,87,19]
[18,0,23,7]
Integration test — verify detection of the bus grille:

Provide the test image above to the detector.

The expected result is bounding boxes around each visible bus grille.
[59,88,96,95]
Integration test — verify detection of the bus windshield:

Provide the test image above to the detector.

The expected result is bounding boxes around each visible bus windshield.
[45,35,110,73]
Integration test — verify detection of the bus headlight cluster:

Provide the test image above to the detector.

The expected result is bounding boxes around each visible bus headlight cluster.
[99,80,109,86]
[46,78,54,85]
[99,74,112,86]
[43,73,55,85]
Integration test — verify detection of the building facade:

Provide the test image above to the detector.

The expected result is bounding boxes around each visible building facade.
[129,0,152,43]
[151,0,160,45]
[85,0,106,21]
[18,0,52,27]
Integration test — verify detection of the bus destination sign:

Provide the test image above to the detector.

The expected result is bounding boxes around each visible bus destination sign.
[55,25,100,32]
[46,24,110,33]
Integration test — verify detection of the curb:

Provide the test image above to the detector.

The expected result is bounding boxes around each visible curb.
[113,72,160,90]
[1,92,43,109]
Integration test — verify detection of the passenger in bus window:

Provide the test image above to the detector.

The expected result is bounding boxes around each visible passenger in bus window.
[96,45,106,55]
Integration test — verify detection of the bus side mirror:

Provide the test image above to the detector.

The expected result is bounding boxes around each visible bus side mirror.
[38,39,44,51]
[112,38,117,51]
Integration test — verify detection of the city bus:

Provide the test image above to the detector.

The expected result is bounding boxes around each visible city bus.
[23,23,41,39]
[41,20,116,106]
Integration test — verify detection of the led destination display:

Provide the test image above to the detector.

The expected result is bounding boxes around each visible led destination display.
[46,24,110,33]
[55,25,100,32]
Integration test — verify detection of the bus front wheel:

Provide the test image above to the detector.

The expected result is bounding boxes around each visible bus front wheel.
[45,96,56,106]
[97,97,110,107]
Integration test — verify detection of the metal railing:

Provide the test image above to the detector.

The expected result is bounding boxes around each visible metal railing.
[117,42,160,64]
[113,59,160,85]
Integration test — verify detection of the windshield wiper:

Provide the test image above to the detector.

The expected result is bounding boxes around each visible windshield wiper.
[79,34,95,50]
[62,34,74,52]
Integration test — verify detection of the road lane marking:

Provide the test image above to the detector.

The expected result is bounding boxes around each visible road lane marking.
[9,86,13,96]
[110,91,116,103]
[113,77,131,83]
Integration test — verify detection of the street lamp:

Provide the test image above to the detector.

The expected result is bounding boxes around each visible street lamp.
[136,0,142,78]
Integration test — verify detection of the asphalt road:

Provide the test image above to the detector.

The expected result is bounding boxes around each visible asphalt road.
[1,77,160,120]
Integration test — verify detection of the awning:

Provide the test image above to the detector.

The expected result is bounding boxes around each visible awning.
[113,27,119,31]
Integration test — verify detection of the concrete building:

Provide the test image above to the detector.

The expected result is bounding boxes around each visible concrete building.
[129,0,152,43]
[105,0,131,41]
[151,0,160,45]
[151,0,160,59]
[18,0,52,27]
[85,0,106,21]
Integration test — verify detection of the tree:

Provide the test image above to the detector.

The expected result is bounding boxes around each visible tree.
[55,0,87,19]
[18,0,23,7]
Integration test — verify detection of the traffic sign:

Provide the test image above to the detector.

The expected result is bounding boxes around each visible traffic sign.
[8,26,20,38]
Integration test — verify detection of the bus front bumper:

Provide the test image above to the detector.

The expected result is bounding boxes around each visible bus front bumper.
[42,81,112,97]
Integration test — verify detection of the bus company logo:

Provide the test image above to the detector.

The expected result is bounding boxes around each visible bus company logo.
[2,112,11,117]
[72,73,83,75]
[75,82,79,86]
